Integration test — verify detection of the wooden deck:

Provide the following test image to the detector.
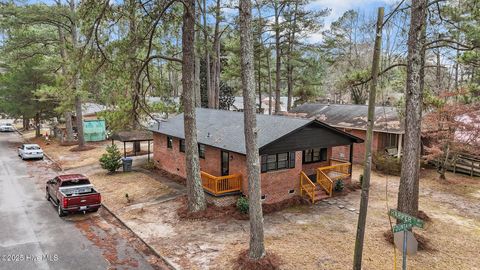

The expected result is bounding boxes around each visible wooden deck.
[301,159,352,203]
[200,171,242,196]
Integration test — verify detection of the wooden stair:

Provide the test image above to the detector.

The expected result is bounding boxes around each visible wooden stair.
[313,184,330,202]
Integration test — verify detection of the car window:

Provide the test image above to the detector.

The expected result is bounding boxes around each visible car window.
[60,179,90,187]
[26,146,40,150]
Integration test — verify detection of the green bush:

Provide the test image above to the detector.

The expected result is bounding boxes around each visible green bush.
[99,144,123,173]
[236,197,249,214]
[334,179,344,192]
[373,152,402,176]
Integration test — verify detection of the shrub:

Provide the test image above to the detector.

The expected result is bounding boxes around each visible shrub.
[236,197,249,214]
[99,144,122,173]
[373,152,402,176]
[334,179,344,192]
[142,160,156,170]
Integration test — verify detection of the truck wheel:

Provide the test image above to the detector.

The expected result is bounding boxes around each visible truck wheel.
[57,204,66,217]
[45,190,50,201]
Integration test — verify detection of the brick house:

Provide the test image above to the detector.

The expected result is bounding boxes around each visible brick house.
[290,103,405,164]
[150,108,363,204]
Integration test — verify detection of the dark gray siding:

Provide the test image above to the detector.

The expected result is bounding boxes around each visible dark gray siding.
[259,122,354,155]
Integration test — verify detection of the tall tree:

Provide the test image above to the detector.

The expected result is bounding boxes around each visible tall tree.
[182,0,207,213]
[239,0,266,260]
[397,0,429,218]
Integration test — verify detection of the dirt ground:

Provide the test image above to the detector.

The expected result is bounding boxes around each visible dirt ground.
[89,171,173,212]
[21,130,150,170]
[107,165,480,270]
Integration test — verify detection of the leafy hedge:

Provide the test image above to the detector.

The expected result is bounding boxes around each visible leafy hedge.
[373,152,402,176]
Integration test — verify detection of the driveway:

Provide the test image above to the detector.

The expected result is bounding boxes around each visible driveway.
[0,131,167,270]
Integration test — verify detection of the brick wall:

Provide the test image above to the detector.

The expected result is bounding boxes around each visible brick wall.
[300,148,332,176]
[154,132,338,204]
[331,129,383,164]
[153,133,246,179]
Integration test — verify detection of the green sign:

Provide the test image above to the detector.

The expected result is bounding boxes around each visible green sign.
[389,209,424,228]
[393,223,414,233]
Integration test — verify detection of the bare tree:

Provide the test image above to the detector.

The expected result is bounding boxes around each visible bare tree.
[239,0,266,260]
[182,0,207,213]
[397,0,428,218]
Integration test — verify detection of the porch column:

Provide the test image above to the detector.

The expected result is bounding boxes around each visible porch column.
[397,134,403,159]
[349,143,354,174]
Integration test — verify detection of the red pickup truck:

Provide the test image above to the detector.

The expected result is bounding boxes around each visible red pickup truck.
[45,174,101,217]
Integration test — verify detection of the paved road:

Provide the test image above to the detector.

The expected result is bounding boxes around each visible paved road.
[0,131,162,270]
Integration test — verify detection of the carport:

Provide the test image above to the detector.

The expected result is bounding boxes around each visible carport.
[110,130,154,161]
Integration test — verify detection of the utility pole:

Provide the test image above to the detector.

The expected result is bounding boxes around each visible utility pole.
[353,7,384,270]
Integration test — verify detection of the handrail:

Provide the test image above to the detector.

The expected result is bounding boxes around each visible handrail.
[300,171,316,203]
[319,159,351,176]
[200,171,242,196]
[316,169,333,196]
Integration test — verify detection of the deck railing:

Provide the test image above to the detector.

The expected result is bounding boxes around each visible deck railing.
[318,158,351,180]
[200,171,242,196]
[316,169,333,196]
[300,171,316,203]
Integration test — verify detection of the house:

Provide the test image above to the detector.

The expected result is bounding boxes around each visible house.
[150,108,363,204]
[290,103,405,164]
[231,96,297,114]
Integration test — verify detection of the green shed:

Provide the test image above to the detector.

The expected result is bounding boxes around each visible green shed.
[83,119,106,142]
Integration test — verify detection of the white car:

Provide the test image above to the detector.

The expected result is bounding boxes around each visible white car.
[0,123,15,132]
[18,144,44,160]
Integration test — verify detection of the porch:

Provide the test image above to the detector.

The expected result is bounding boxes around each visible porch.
[200,171,242,196]
[300,158,352,203]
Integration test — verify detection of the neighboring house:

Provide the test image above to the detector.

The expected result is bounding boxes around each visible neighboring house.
[150,108,363,204]
[231,96,297,114]
[290,103,404,164]
[82,102,108,120]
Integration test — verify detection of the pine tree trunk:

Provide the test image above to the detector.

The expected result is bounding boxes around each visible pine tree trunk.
[397,0,428,218]
[266,48,273,115]
[35,113,41,138]
[212,0,221,109]
[274,2,281,114]
[70,0,85,148]
[239,0,266,260]
[65,112,74,142]
[56,1,74,143]
[183,0,207,213]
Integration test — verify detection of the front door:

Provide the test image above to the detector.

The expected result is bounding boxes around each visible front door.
[221,151,229,176]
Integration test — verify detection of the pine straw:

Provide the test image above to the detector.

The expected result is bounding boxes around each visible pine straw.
[383,229,435,251]
[177,196,310,221]
[70,145,96,151]
[234,250,282,270]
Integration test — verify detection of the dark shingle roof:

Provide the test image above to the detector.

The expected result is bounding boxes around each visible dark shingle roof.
[290,103,404,134]
[150,108,320,154]
[111,130,153,142]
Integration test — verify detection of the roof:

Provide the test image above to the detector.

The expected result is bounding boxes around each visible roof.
[24,144,40,147]
[111,130,153,142]
[82,102,107,116]
[57,174,87,182]
[150,108,362,155]
[290,103,404,134]
[232,96,297,113]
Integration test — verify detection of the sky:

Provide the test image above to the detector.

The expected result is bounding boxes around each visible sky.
[306,0,400,42]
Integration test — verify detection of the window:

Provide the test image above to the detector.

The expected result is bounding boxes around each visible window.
[167,136,173,149]
[198,144,205,159]
[302,148,328,163]
[381,133,398,149]
[261,152,296,173]
[179,139,185,152]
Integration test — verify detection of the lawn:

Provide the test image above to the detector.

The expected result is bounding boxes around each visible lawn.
[104,166,480,270]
